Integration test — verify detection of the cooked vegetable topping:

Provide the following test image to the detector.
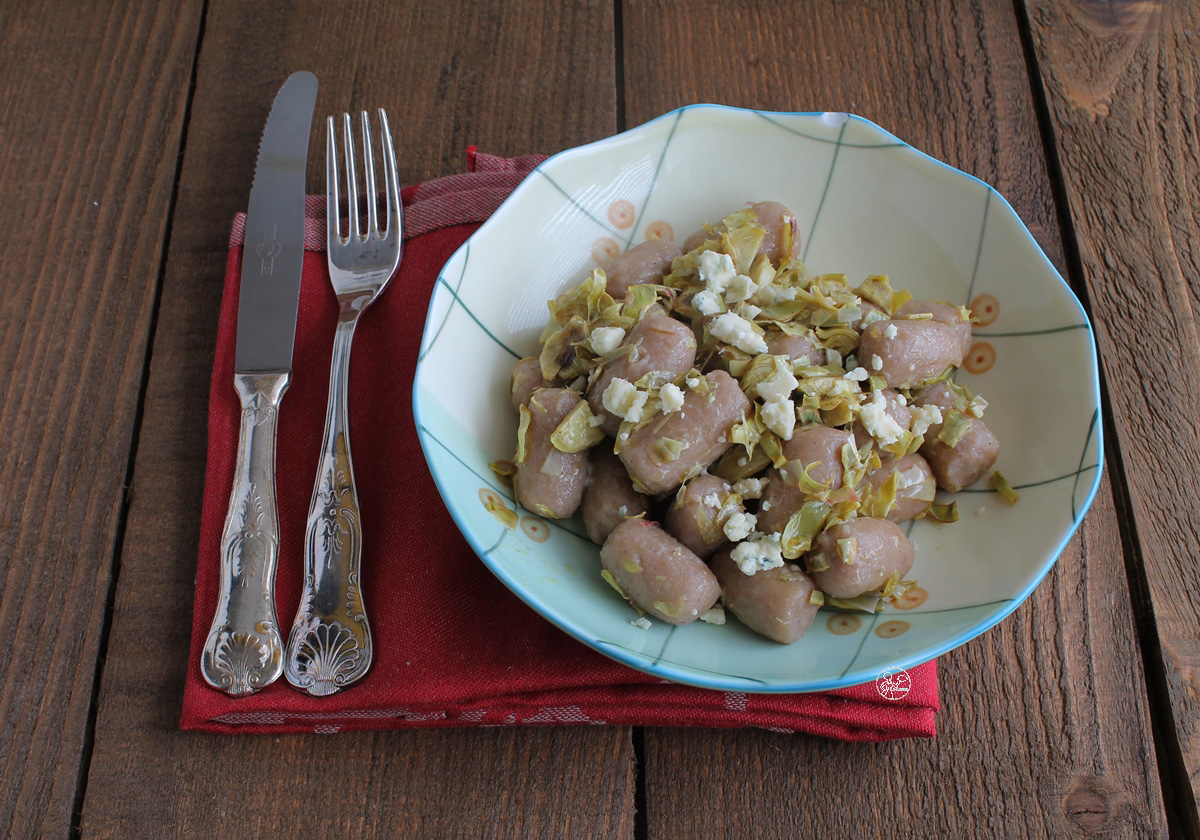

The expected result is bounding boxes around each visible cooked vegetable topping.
[515,405,532,465]
[938,412,974,448]
[484,496,519,530]
[650,436,688,464]
[929,501,959,522]
[550,401,606,453]
[990,470,1019,504]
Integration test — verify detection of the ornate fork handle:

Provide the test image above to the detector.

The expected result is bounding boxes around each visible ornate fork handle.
[201,373,287,695]
[285,302,372,695]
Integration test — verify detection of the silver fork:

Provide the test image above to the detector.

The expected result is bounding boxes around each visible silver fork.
[284,109,402,696]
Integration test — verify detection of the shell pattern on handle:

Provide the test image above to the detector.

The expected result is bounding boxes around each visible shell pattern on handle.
[285,313,372,695]
[201,372,288,696]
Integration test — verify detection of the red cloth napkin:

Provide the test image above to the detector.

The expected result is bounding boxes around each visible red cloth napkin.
[181,149,939,739]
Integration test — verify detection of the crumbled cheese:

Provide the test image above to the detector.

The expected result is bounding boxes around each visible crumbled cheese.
[699,605,726,625]
[710,312,767,354]
[693,289,723,316]
[702,492,722,509]
[602,378,649,423]
[731,477,766,499]
[859,389,905,445]
[908,404,943,437]
[589,326,626,355]
[630,616,653,630]
[871,354,883,371]
[659,382,685,413]
[724,274,758,303]
[885,323,899,340]
[698,250,736,291]
[731,533,784,575]
[760,397,796,440]
[760,500,772,511]
[755,363,798,402]
[723,511,757,542]
[844,367,870,382]
[685,375,701,389]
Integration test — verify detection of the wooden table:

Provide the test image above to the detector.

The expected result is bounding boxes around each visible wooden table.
[2,1,1193,836]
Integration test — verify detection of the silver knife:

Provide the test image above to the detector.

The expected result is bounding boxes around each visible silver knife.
[201,71,318,696]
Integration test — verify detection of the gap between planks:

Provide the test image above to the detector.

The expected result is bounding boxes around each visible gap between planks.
[613,4,649,839]
[1008,0,1193,836]
[67,3,212,838]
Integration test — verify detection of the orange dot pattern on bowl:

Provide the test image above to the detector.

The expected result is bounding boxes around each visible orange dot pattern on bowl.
[875,620,911,639]
[478,488,503,508]
[592,237,620,265]
[891,586,929,610]
[970,293,1000,327]
[645,220,674,242]
[827,614,862,635]
[964,341,996,374]
[520,516,551,543]
[607,200,635,230]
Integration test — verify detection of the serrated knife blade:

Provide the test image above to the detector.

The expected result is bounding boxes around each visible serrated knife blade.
[236,71,319,373]
[201,71,318,697]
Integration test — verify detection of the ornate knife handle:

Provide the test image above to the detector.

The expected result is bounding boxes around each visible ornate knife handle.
[285,312,372,695]
[201,372,288,696]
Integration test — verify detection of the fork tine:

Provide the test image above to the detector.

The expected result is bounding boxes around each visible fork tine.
[359,111,378,237]
[342,112,360,239]
[325,116,340,246]
[378,108,401,241]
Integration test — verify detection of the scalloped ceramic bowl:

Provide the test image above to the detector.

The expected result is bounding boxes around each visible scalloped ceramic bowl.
[413,105,1103,692]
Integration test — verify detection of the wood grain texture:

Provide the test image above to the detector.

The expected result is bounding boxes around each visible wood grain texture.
[1022,0,1200,828]
[622,0,1166,835]
[0,2,203,837]
[79,1,632,838]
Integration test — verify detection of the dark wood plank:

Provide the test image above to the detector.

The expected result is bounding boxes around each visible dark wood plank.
[79,2,633,838]
[0,2,203,837]
[1021,1,1200,830]
[622,0,1166,835]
